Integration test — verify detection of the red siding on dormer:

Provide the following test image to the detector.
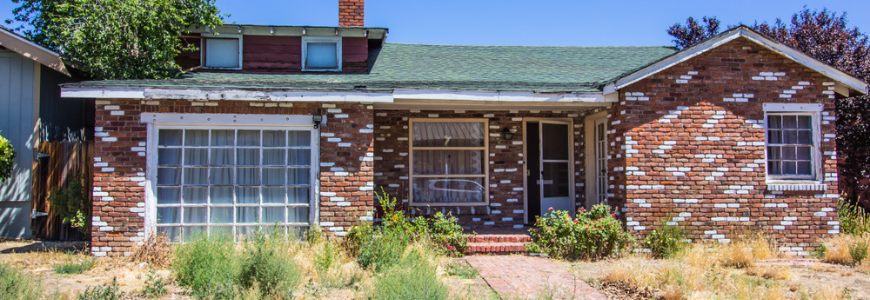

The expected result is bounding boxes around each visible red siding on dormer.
[243,35,302,73]
[342,37,369,73]
[176,33,201,70]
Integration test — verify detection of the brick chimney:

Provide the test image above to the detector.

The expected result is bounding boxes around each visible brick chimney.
[339,0,364,27]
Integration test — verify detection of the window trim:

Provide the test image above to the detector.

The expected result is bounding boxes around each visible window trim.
[143,114,320,240]
[301,36,342,72]
[201,33,243,70]
[763,104,823,184]
[408,118,489,207]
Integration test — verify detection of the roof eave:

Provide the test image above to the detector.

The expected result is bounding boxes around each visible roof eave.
[0,28,70,76]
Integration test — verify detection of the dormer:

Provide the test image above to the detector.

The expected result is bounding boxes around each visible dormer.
[175,0,386,74]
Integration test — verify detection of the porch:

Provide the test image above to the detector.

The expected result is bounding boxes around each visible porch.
[371,98,614,231]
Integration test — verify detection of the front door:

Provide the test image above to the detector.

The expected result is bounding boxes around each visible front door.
[526,120,573,222]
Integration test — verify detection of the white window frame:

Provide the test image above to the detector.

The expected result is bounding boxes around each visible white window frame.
[141,113,321,240]
[201,33,243,70]
[301,36,342,72]
[408,118,489,206]
[763,103,823,184]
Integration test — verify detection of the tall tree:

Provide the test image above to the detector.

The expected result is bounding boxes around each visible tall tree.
[7,0,224,79]
[667,16,721,50]
[668,8,870,206]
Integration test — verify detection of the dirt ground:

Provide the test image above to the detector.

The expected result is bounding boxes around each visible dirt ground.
[561,258,870,300]
[0,240,496,300]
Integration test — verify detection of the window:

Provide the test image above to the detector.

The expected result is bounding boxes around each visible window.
[764,103,822,182]
[302,37,341,71]
[154,128,314,241]
[203,36,242,69]
[409,119,488,206]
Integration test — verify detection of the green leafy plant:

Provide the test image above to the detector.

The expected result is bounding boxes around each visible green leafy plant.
[372,247,448,300]
[839,199,870,235]
[642,220,687,259]
[141,269,168,298]
[444,261,479,279]
[527,204,634,260]
[849,241,868,266]
[237,230,300,298]
[0,261,42,300]
[0,132,15,181]
[78,278,124,300]
[8,0,225,79]
[46,174,91,235]
[425,212,469,256]
[54,258,96,274]
[173,232,239,299]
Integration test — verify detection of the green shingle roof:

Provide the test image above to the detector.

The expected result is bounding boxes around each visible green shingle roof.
[70,43,678,92]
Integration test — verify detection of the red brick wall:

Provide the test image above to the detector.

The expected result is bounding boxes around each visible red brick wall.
[91,99,373,256]
[373,109,594,228]
[339,0,364,27]
[611,37,840,255]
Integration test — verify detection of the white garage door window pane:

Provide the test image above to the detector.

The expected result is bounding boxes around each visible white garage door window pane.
[155,128,314,242]
[205,38,240,68]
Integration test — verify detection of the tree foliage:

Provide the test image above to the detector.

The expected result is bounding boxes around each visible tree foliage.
[0,131,15,181]
[7,0,224,79]
[667,16,721,50]
[668,8,870,206]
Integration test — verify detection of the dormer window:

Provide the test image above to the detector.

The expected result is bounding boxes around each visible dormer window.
[203,34,242,69]
[302,37,341,71]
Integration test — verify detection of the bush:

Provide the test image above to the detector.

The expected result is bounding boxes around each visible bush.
[54,258,96,274]
[238,231,300,298]
[425,212,469,255]
[47,174,91,235]
[78,278,124,300]
[839,199,870,235]
[0,261,41,300]
[527,204,633,260]
[642,221,686,259]
[372,247,448,300]
[173,232,239,299]
[821,234,870,266]
[353,226,414,272]
[0,131,15,181]
[849,241,868,266]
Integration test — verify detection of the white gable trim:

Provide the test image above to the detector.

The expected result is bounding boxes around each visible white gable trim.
[0,28,69,76]
[614,27,868,95]
[61,86,394,103]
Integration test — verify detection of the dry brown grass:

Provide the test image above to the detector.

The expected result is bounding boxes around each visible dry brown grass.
[126,234,173,268]
[719,234,777,268]
[747,265,791,280]
[821,234,870,266]
[799,285,850,300]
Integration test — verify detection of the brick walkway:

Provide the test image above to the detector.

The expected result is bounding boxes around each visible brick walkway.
[464,255,607,300]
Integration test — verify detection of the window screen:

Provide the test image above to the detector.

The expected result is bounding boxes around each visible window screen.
[767,114,814,178]
[409,120,487,205]
[205,38,240,68]
[155,128,313,241]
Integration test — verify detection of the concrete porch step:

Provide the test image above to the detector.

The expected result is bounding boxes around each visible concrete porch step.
[465,242,526,254]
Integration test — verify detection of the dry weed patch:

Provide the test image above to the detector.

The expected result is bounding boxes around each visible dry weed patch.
[127,234,173,268]
[820,233,870,266]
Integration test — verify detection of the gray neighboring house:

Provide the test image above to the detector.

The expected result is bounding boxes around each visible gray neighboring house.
[0,26,92,239]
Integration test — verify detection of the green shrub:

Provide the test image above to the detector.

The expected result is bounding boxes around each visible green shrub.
[372,248,448,300]
[0,261,41,300]
[839,199,870,235]
[78,278,124,300]
[47,174,91,235]
[812,243,827,259]
[354,227,414,272]
[54,258,96,274]
[141,269,168,298]
[849,241,868,265]
[642,221,687,259]
[238,231,300,298]
[0,131,15,181]
[527,204,633,260]
[173,232,239,299]
[424,212,469,256]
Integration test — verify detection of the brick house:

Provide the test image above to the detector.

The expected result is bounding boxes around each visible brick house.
[60,1,868,256]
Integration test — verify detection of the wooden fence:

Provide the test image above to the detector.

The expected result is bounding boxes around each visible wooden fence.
[31,141,93,240]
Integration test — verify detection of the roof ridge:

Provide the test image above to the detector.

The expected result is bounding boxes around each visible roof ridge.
[384,42,675,49]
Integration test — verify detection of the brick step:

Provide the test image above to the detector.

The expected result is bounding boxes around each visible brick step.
[465,242,526,254]
[468,234,532,243]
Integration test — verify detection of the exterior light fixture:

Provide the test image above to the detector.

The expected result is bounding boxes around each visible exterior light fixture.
[502,127,513,140]
[312,115,323,129]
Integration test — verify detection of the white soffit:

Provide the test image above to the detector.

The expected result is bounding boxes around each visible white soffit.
[61,86,394,103]
[613,27,869,95]
[0,28,69,76]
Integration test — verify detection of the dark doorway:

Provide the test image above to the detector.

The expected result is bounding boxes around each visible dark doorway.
[527,122,541,224]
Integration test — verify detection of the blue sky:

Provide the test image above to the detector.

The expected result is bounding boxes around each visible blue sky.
[3,0,869,46]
